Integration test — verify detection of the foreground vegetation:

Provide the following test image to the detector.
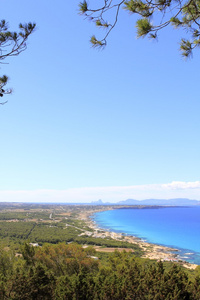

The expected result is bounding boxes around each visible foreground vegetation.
[0,242,200,299]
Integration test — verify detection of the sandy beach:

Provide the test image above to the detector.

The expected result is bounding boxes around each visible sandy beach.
[78,207,198,270]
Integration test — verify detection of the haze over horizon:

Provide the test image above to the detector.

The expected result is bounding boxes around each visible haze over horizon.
[0,181,200,203]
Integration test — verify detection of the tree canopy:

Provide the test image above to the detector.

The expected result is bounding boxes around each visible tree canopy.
[0,243,200,299]
[79,0,200,57]
[0,20,35,104]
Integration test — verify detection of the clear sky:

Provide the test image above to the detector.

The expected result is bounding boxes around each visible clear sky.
[0,0,200,203]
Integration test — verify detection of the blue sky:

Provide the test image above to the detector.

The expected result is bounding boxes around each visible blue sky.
[0,0,200,203]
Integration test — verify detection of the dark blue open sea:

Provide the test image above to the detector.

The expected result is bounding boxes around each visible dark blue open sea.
[92,206,200,265]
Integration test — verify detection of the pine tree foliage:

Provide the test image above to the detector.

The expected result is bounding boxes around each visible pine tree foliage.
[0,244,200,299]
[0,20,35,104]
[79,0,200,57]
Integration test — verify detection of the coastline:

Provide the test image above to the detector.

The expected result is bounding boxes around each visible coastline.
[78,206,198,270]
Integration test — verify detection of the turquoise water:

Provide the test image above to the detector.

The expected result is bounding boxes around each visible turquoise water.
[92,206,200,264]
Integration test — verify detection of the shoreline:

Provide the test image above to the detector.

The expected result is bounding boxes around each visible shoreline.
[78,207,198,270]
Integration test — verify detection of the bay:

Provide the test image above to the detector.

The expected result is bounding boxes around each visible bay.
[93,206,200,264]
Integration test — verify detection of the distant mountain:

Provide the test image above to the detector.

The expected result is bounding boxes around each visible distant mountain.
[90,199,104,205]
[117,198,200,206]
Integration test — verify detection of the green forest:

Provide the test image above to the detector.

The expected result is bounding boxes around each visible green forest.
[0,242,200,299]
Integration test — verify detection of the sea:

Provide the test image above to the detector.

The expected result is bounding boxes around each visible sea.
[92,206,200,265]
